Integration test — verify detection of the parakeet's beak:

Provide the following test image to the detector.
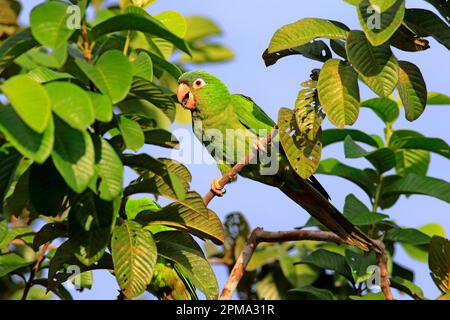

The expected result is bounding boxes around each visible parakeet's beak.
[177,83,196,110]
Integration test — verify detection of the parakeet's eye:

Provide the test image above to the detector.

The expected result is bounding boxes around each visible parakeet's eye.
[193,79,206,89]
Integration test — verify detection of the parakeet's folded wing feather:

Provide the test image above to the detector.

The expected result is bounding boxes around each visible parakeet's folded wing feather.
[230,94,275,135]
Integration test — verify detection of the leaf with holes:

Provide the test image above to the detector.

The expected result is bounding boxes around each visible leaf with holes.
[155,231,218,300]
[397,61,427,121]
[278,108,322,179]
[318,59,360,127]
[111,220,157,298]
[346,30,398,97]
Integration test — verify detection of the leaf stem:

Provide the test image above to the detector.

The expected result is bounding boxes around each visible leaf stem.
[123,31,131,56]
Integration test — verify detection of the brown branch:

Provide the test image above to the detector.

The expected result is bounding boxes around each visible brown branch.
[219,228,344,300]
[374,238,394,300]
[203,127,278,205]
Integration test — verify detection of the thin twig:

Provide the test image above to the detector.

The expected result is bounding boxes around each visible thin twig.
[219,228,344,300]
[203,127,278,205]
[21,242,50,300]
[81,20,91,63]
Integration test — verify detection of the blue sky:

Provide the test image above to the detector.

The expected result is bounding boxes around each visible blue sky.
[19,0,450,299]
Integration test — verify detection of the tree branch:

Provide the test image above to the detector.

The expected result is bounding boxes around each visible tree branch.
[81,20,92,63]
[203,127,278,205]
[374,238,394,300]
[219,228,344,300]
[21,242,50,300]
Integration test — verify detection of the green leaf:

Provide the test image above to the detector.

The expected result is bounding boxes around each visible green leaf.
[1,74,51,133]
[382,174,450,203]
[389,24,430,52]
[155,231,218,300]
[137,192,225,245]
[357,0,405,46]
[390,276,426,300]
[0,28,38,72]
[29,161,68,217]
[318,59,360,127]
[183,43,235,64]
[145,51,182,80]
[395,149,429,176]
[51,117,95,193]
[111,220,157,298]
[428,236,450,294]
[403,223,446,262]
[289,286,337,300]
[343,194,388,226]
[427,92,450,105]
[345,249,377,282]
[184,16,222,42]
[361,97,399,123]
[350,292,385,300]
[385,227,431,245]
[144,128,179,149]
[125,197,160,220]
[118,99,170,131]
[88,92,113,123]
[278,247,319,287]
[117,115,145,152]
[28,67,74,83]
[89,13,191,55]
[45,82,95,131]
[21,46,68,70]
[397,61,427,121]
[346,30,398,97]
[92,136,123,201]
[30,1,75,50]
[0,105,54,164]
[0,253,31,277]
[278,108,322,179]
[322,128,379,147]
[33,222,67,249]
[424,0,449,22]
[344,136,396,173]
[131,51,153,81]
[404,9,450,50]
[152,10,187,59]
[263,40,331,67]
[0,149,21,210]
[68,191,117,266]
[75,50,133,104]
[268,18,349,53]
[300,249,354,282]
[317,158,375,197]
[390,136,450,160]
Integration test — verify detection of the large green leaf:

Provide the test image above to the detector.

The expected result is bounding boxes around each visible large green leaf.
[390,137,450,160]
[300,249,354,283]
[0,29,38,73]
[1,75,51,133]
[397,61,427,121]
[382,174,450,203]
[45,82,95,131]
[403,223,446,263]
[0,252,31,277]
[385,227,431,245]
[131,51,153,82]
[155,231,218,300]
[30,1,75,50]
[111,220,157,298]
[0,149,21,211]
[317,158,375,197]
[89,13,191,55]
[184,16,222,42]
[20,45,68,70]
[51,117,95,193]
[268,18,349,53]
[118,99,170,131]
[88,92,113,123]
[75,50,133,104]
[278,247,319,288]
[117,115,145,152]
[361,97,399,123]
[357,0,405,46]
[28,67,74,83]
[92,136,123,201]
[152,10,187,59]
[278,108,322,179]
[322,128,380,148]
[29,160,68,217]
[0,105,54,164]
[318,59,360,128]
[427,92,450,105]
[137,192,225,245]
[343,194,388,226]
[404,9,450,50]
[428,236,450,294]
[144,128,179,149]
[346,30,398,96]
[68,191,117,266]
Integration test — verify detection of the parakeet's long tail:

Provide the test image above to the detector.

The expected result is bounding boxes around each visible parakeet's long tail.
[279,183,382,253]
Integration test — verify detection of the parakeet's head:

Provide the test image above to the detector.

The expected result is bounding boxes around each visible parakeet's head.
[177,71,231,115]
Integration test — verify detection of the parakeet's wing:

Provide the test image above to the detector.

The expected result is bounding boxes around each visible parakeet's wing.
[230,94,275,136]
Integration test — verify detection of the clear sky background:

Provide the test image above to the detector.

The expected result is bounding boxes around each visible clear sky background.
[19,0,450,300]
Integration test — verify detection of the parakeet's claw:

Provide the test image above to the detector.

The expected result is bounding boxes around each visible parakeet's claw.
[210,178,225,197]
[254,139,267,154]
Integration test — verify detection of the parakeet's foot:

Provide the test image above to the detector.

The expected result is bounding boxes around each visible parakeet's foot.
[253,139,267,153]
[210,178,225,197]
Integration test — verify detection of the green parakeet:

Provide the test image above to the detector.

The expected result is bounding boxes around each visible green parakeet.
[177,71,381,253]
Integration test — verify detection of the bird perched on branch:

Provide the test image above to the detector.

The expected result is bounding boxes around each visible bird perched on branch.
[177,71,381,253]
